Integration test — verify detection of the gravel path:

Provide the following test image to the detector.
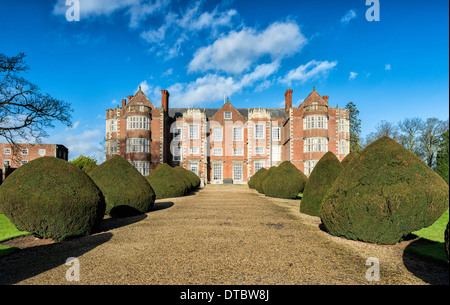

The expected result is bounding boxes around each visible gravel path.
[0,185,447,285]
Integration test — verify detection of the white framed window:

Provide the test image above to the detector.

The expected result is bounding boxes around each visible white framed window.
[22,149,28,155]
[224,112,232,120]
[110,120,117,132]
[272,127,281,141]
[233,127,243,142]
[189,125,199,139]
[272,145,281,162]
[189,162,199,176]
[126,138,150,153]
[21,160,28,165]
[189,146,199,155]
[212,127,223,142]
[304,115,328,130]
[304,137,328,153]
[255,147,265,155]
[212,148,223,156]
[233,148,244,156]
[38,149,46,156]
[106,140,119,155]
[213,163,223,181]
[127,116,150,130]
[130,161,150,176]
[233,164,243,181]
[255,124,265,139]
[3,148,11,154]
[305,160,319,175]
[339,119,349,132]
[254,161,265,174]
[339,140,349,155]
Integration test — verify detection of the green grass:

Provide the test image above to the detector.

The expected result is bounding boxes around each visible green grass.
[408,209,449,264]
[0,214,30,257]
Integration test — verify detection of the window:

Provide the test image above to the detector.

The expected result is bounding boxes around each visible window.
[38,149,46,156]
[339,119,349,132]
[110,120,117,132]
[213,163,222,181]
[212,148,223,156]
[189,146,199,155]
[172,145,181,161]
[233,148,243,156]
[233,127,243,141]
[255,147,264,155]
[339,140,349,155]
[189,163,199,176]
[106,141,119,155]
[233,164,243,181]
[189,125,199,139]
[127,116,150,130]
[3,160,11,167]
[3,148,11,154]
[22,149,28,155]
[224,112,232,119]
[212,127,223,142]
[272,127,281,141]
[130,161,150,176]
[126,138,150,153]
[172,127,182,141]
[272,145,281,162]
[305,160,319,175]
[21,160,28,165]
[254,161,264,174]
[304,137,328,153]
[255,124,265,139]
[304,115,328,130]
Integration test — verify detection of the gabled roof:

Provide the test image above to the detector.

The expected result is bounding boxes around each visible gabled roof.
[298,87,328,108]
[128,86,155,109]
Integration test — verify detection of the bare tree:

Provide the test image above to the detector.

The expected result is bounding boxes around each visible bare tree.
[398,117,424,156]
[0,52,72,156]
[419,118,449,168]
[365,120,400,146]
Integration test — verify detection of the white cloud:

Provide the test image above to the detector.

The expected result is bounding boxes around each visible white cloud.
[279,60,338,85]
[137,80,162,106]
[349,71,358,79]
[188,21,307,75]
[385,64,391,70]
[66,121,80,130]
[341,9,357,24]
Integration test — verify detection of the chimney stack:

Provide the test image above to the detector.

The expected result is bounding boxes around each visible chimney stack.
[285,89,293,111]
[128,95,133,102]
[161,90,170,112]
[322,95,329,104]
[122,99,127,108]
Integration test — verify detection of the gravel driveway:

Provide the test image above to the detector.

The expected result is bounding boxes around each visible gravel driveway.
[0,185,447,285]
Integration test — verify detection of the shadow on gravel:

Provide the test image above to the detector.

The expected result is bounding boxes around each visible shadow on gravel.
[402,239,449,285]
[0,232,113,285]
[151,201,174,212]
[96,214,148,233]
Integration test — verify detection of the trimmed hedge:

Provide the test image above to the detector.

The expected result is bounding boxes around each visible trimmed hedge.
[147,163,188,199]
[0,157,105,241]
[82,162,97,175]
[248,168,267,189]
[341,152,358,168]
[256,167,276,194]
[446,222,449,263]
[320,136,449,245]
[262,161,308,199]
[300,152,343,217]
[88,155,155,217]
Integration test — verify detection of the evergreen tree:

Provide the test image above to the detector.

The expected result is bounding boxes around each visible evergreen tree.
[345,102,362,153]
[436,129,449,184]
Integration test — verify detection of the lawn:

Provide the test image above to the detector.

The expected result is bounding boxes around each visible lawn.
[408,209,449,263]
[0,214,30,256]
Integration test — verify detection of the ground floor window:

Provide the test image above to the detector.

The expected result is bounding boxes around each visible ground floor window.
[254,161,265,174]
[130,161,150,176]
[213,163,222,181]
[304,160,319,175]
[189,162,199,176]
[233,164,243,181]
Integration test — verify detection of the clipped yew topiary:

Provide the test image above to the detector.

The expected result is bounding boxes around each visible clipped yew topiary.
[320,136,449,245]
[446,222,449,263]
[82,162,97,175]
[256,167,275,194]
[341,152,358,168]
[173,166,195,192]
[248,167,267,189]
[300,152,343,217]
[0,157,105,241]
[262,161,308,199]
[88,155,155,217]
[147,163,188,199]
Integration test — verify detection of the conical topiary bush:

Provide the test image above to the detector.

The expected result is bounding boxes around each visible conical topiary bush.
[320,136,449,245]
[248,167,267,189]
[0,157,105,241]
[88,155,155,217]
[341,152,358,168]
[147,163,188,199]
[262,161,308,199]
[300,152,343,217]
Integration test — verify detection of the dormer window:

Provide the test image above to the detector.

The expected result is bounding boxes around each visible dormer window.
[224,112,232,120]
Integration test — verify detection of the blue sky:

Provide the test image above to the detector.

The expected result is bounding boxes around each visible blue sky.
[0,0,448,160]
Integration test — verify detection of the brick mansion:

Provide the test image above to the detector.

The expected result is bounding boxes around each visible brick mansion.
[105,86,350,184]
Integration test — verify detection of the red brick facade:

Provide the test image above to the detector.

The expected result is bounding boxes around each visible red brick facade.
[106,87,350,184]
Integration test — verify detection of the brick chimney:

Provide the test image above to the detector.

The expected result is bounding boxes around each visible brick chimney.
[322,95,329,104]
[285,89,293,111]
[122,99,127,108]
[161,90,170,112]
[128,95,133,103]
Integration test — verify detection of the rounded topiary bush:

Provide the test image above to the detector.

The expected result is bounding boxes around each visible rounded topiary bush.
[248,167,267,189]
[82,162,97,175]
[88,155,155,217]
[147,163,188,199]
[256,167,275,194]
[173,166,195,192]
[185,169,201,189]
[320,136,449,245]
[301,152,343,217]
[341,152,358,168]
[262,161,308,199]
[0,157,105,241]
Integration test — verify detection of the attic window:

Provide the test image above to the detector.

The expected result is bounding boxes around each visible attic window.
[224,112,232,119]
